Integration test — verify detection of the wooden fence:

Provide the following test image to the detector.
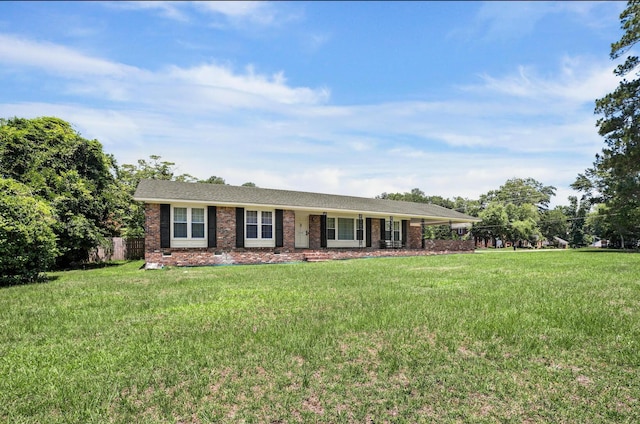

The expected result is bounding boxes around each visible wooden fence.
[125,238,145,260]
[92,237,145,262]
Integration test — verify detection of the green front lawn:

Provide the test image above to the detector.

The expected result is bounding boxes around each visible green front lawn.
[1,250,638,423]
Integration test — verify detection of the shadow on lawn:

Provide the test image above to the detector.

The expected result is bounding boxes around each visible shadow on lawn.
[1,274,59,289]
[1,261,138,289]
[576,248,639,254]
[67,261,131,271]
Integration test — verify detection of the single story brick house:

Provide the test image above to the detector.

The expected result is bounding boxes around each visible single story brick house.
[133,179,480,267]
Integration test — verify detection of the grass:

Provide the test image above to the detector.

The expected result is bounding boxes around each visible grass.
[1,249,638,423]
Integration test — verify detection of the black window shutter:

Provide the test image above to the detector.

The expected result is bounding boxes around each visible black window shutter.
[380,218,386,241]
[275,209,284,247]
[402,220,409,247]
[236,207,244,248]
[356,217,364,241]
[320,215,327,248]
[207,206,217,248]
[366,218,372,247]
[160,204,170,248]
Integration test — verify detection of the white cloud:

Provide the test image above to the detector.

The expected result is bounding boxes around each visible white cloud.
[0,34,140,78]
[0,34,612,204]
[107,2,190,22]
[471,56,617,104]
[112,1,293,28]
[163,63,330,107]
[0,33,329,110]
[196,1,277,25]
[454,1,625,43]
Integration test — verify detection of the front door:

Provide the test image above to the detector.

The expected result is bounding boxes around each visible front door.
[295,213,309,248]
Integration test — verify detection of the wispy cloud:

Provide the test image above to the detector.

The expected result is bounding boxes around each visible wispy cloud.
[0,33,328,108]
[163,63,330,108]
[111,1,191,22]
[196,1,279,26]
[0,34,140,78]
[452,1,624,43]
[111,1,294,28]
[0,33,616,201]
[469,56,617,105]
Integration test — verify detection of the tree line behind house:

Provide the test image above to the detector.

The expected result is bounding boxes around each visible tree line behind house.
[1,1,639,284]
[0,115,632,286]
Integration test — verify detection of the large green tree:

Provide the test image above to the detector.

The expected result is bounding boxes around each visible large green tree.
[539,207,571,246]
[566,196,591,248]
[475,178,555,248]
[504,203,541,248]
[0,117,121,266]
[480,177,556,211]
[0,178,58,284]
[573,1,640,247]
[476,202,509,247]
[378,188,480,240]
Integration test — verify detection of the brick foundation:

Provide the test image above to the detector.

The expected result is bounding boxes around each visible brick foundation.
[144,243,476,268]
[144,202,475,267]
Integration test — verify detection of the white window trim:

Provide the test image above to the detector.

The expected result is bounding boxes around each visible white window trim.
[326,214,365,248]
[171,204,207,248]
[245,209,275,248]
[384,219,403,242]
[327,217,336,241]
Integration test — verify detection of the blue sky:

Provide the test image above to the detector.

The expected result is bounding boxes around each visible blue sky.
[0,1,628,205]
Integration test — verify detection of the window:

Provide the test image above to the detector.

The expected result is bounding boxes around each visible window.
[384,219,402,241]
[173,206,205,240]
[327,217,336,240]
[174,207,187,238]
[246,210,258,239]
[325,215,366,247]
[261,211,273,239]
[338,218,355,240]
[246,210,273,240]
[191,208,205,238]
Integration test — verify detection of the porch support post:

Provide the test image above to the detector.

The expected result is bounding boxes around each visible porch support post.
[320,212,327,248]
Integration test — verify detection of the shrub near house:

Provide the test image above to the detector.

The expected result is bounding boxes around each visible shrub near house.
[0,178,58,284]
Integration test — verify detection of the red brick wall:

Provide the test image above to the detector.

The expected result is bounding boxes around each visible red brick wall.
[217,207,236,249]
[143,203,475,267]
[408,224,422,249]
[145,203,161,253]
[283,209,295,249]
[309,215,322,249]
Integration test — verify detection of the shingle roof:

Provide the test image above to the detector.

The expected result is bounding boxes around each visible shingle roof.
[134,179,479,223]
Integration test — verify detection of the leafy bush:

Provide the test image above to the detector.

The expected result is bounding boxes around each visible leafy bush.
[0,178,58,285]
[0,117,122,267]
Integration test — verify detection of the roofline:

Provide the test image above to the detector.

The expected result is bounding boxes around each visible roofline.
[134,196,481,223]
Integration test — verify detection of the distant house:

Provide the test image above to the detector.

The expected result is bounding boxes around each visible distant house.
[591,237,608,248]
[133,179,480,267]
[554,236,569,249]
